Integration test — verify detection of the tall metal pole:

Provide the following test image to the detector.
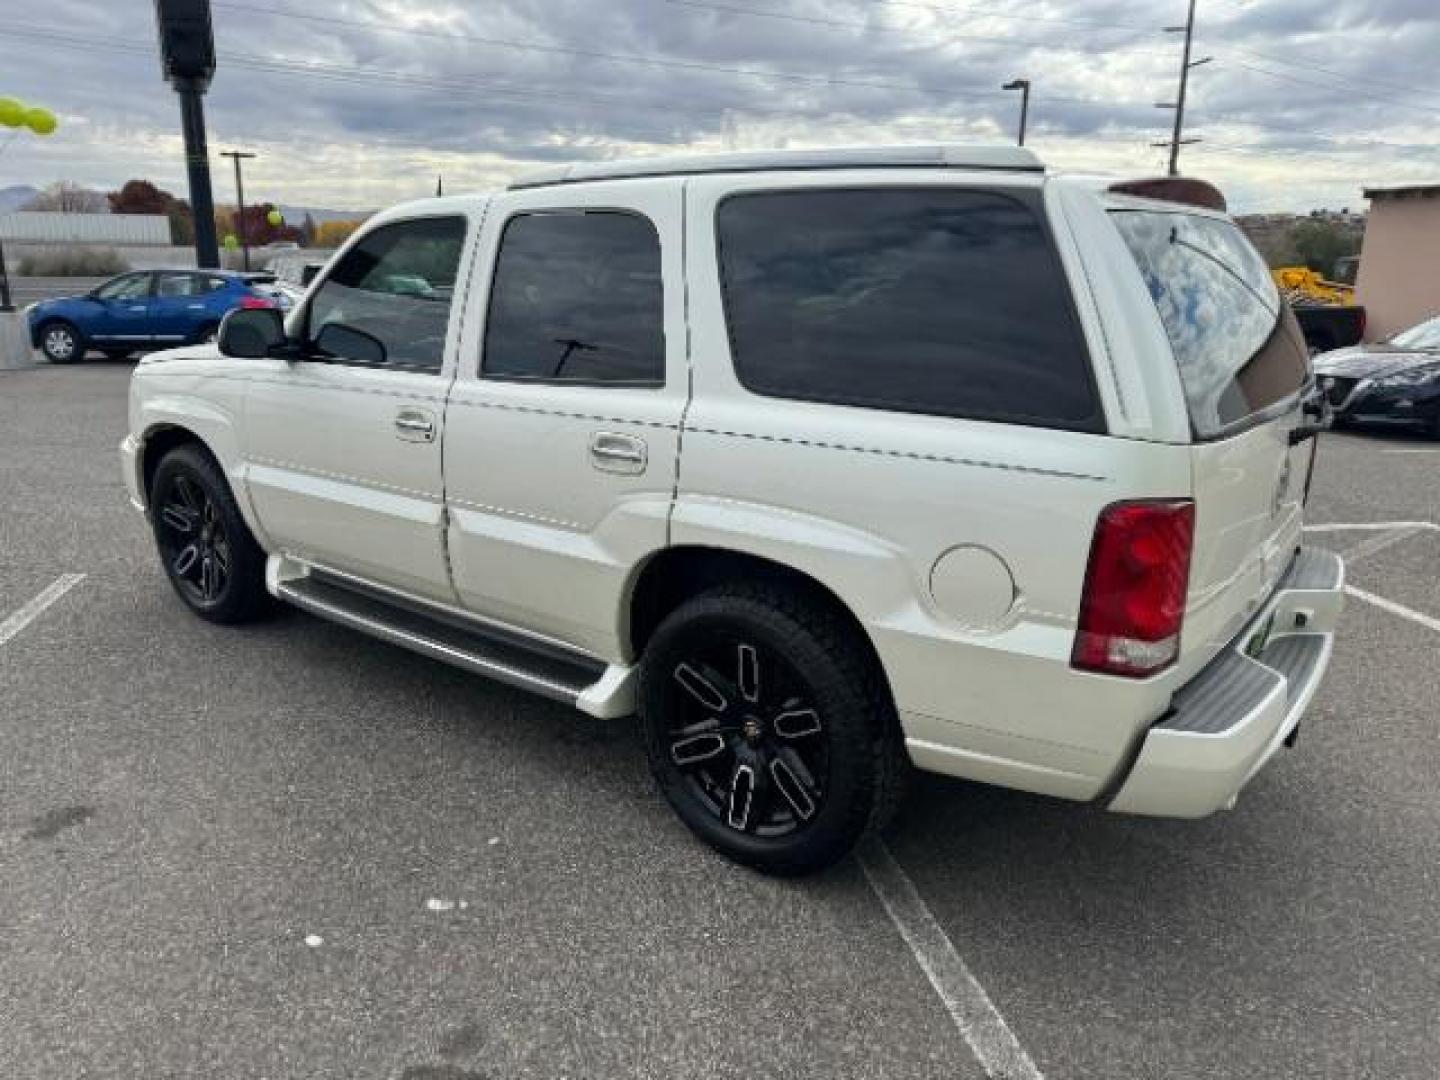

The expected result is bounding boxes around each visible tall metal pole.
[1002,79,1031,146]
[177,78,219,268]
[221,150,256,271]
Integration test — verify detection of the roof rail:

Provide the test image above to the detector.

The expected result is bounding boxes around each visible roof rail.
[509,144,1044,190]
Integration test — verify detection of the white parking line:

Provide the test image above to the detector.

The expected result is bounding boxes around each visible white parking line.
[859,838,1045,1080]
[1344,585,1440,635]
[1303,521,1440,533]
[0,574,86,647]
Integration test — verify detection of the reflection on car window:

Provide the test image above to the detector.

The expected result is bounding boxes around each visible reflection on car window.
[95,274,151,301]
[307,216,467,373]
[156,273,201,298]
[1112,210,1308,438]
[1391,315,1440,350]
[483,211,664,386]
[716,188,1098,428]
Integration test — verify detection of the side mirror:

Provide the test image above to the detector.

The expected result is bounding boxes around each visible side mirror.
[218,307,287,358]
[315,322,386,366]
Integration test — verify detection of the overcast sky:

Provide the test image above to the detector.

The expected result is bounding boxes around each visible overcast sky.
[0,0,1435,213]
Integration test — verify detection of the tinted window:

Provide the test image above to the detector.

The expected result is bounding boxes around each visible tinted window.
[483,211,664,386]
[716,189,1098,428]
[156,272,203,298]
[1112,210,1309,439]
[307,216,466,373]
[95,273,151,301]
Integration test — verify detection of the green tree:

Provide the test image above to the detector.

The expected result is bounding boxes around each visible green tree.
[1291,219,1359,278]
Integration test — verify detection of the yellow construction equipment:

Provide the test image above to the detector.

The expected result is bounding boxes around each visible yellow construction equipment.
[1272,266,1356,307]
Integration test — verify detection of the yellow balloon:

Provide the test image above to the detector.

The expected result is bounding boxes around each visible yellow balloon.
[24,106,57,136]
[0,97,25,128]
[266,208,283,227]
[223,234,239,249]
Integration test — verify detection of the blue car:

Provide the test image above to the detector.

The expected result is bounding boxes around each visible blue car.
[26,268,288,363]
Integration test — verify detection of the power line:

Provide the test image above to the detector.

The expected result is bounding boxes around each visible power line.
[849,0,1155,34]
[661,0,1176,57]
[1220,59,1440,117]
[209,0,933,93]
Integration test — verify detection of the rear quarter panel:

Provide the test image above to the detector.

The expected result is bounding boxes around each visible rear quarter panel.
[677,171,1196,799]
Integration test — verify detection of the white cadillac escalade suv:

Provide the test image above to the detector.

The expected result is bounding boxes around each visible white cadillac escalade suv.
[122,145,1344,875]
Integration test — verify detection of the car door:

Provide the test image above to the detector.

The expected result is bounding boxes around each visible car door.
[86,272,155,343]
[241,211,480,604]
[150,271,216,343]
[444,180,687,660]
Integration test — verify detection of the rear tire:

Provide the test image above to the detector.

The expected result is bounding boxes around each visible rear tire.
[149,443,273,624]
[39,321,83,364]
[639,583,907,876]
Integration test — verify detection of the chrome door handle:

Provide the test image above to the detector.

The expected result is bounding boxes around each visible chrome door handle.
[589,431,647,474]
[394,409,436,442]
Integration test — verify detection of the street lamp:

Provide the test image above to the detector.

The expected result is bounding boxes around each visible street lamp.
[1002,79,1031,146]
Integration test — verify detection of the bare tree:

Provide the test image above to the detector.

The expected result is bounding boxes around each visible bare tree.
[23,181,110,213]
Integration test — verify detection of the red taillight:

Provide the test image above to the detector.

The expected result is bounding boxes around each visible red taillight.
[1072,500,1194,678]
[239,294,275,310]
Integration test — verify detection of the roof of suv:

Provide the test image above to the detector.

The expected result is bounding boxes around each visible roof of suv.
[509,144,1044,190]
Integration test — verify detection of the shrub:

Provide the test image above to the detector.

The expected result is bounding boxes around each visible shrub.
[16,246,131,276]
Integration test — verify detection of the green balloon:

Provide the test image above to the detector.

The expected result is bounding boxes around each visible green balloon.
[266,208,283,227]
[24,106,57,135]
[223,234,239,249]
[0,97,25,128]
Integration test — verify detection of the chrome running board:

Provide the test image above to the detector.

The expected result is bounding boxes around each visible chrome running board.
[269,558,635,714]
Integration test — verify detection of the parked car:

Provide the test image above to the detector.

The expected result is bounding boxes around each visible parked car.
[1314,313,1440,437]
[26,268,284,363]
[120,146,1343,874]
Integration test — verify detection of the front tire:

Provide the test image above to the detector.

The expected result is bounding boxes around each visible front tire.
[149,444,273,624]
[639,584,906,876]
[39,321,83,364]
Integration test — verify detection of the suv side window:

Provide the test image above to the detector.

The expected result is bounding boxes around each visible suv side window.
[716,188,1100,430]
[95,273,152,301]
[482,211,664,386]
[156,272,202,298]
[306,216,467,373]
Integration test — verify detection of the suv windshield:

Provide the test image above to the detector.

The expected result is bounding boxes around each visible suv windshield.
[1112,209,1309,439]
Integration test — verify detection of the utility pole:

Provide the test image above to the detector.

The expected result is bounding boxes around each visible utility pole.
[1002,79,1031,146]
[221,150,256,270]
[1154,0,1211,176]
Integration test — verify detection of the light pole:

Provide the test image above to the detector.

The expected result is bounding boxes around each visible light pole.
[155,0,220,268]
[1002,79,1031,146]
[1154,0,1211,176]
[221,149,256,270]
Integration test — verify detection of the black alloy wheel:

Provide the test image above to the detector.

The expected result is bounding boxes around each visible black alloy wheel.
[148,444,272,624]
[640,585,906,875]
[664,632,829,838]
[155,471,232,607]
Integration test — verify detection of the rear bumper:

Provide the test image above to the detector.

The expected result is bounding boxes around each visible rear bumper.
[1108,546,1344,818]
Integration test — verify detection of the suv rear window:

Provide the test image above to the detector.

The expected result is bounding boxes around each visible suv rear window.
[716,189,1100,430]
[1111,209,1309,439]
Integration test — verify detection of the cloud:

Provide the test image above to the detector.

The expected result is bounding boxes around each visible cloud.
[0,0,1435,212]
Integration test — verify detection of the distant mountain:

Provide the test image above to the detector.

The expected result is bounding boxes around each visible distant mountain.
[0,185,40,212]
[277,204,373,226]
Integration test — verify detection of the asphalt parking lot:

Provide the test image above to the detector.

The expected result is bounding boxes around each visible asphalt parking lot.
[3,360,1439,1079]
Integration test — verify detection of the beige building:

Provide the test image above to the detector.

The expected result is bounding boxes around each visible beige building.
[1355,184,1440,341]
